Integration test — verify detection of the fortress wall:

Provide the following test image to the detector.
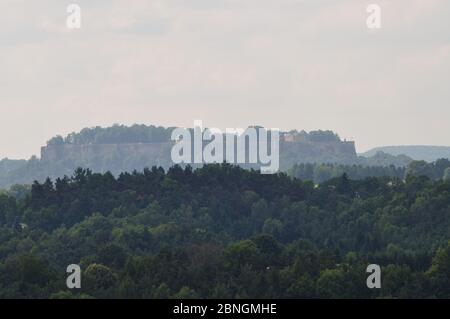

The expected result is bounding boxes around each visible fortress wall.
[41,140,357,171]
[41,143,174,161]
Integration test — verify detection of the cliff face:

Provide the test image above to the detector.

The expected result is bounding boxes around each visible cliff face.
[41,143,173,162]
[40,140,357,172]
[41,143,175,173]
[0,140,357,188]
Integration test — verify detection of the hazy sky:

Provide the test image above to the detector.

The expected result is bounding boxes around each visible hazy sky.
[1,0,449,159]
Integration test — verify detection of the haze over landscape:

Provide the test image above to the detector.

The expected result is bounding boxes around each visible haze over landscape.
[2,1,450,301]
[1,0,450,159]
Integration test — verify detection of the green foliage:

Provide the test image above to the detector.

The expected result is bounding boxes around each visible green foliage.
[172,286,199,299]
[288,163,405,183]
[47,124,173,145]
[289,158,450,183]
[83,264,117,298]
[0,164,449,298]
[444,167,450,181]
[307,130,341,142]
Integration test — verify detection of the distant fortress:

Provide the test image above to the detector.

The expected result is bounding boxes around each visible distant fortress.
[41,131,357,172]
[3,124,418,190]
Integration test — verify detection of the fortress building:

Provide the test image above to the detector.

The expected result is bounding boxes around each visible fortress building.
[41,133,357,173]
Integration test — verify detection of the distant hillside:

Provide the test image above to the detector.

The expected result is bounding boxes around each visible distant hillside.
[47,124,174,145]
[1,125,449,189]
[362,146,450,162]
[0,125,358,189]
[47,124,344,146]
[357,151,413,167]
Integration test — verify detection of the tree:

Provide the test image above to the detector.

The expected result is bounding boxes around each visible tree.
[84,264,117,298]
[444,167,450,181]
[316,268,350,298]
[427,241,450,297]
[224,240,262,273]
[172,286,199,299]
[262,218,283,239]
[406,160,432,178]
[1,165,450,298]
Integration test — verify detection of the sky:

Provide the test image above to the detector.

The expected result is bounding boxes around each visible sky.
[0,0,449,159]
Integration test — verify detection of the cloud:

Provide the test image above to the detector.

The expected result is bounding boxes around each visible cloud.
[0,0,450,158]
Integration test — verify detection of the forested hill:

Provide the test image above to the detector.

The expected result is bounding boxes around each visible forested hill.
[0,124,445,189]
[1,164,450,298]
[46,124,174,145]
[45,124,342,146]
[288,158,450,183]
[1,124,360,188]
[362,145,450,162]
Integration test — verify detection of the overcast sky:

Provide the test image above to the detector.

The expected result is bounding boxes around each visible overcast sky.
[1,0,449,159]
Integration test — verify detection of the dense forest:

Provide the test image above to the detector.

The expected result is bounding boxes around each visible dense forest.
[288,163,406,183]
[363,145,450,162]
[288,158,450,183]
[0,164,450,298]
[47,124,175,145]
